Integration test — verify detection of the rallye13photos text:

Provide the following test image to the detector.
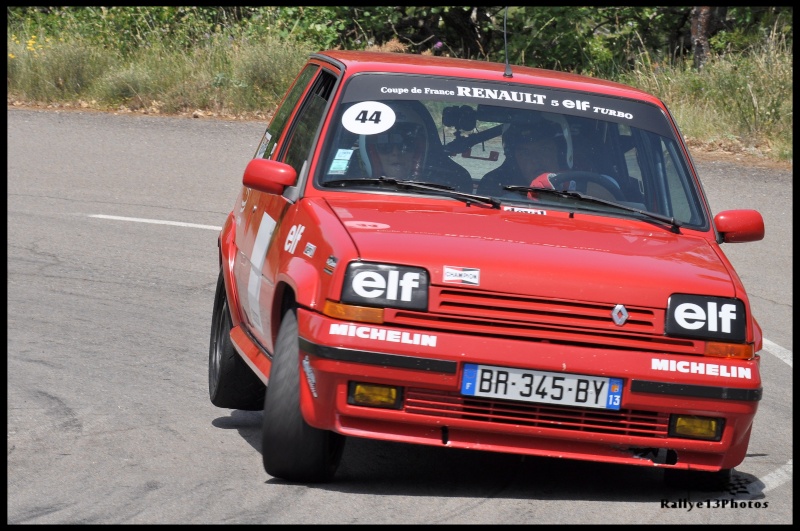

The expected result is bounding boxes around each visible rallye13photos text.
[208,50,765,489]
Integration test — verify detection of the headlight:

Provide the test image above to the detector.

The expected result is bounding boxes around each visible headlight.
[341,262,429,310]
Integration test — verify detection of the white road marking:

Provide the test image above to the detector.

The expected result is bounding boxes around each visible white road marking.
[751,459,793,495]
[757,342,793,495]
[89,214,221,231]
[763,338,793,368]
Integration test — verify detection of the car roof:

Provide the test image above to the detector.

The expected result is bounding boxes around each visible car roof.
[313,49,662,106]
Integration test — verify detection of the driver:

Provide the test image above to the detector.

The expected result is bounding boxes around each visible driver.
[366,117,427,180]
[358,101,474,193]
[476,121,565,196]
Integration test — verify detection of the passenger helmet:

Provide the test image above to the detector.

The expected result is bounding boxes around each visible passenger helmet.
[502,117,572,169]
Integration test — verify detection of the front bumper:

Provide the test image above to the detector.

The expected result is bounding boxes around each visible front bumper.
[295,308,762,472]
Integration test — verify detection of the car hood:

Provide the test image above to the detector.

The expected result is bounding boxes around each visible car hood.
[326,198,734,306]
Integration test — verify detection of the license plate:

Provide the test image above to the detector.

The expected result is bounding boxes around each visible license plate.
[461,363,623,410]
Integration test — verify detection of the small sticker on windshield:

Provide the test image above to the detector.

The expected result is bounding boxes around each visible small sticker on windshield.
[328,149,354,174]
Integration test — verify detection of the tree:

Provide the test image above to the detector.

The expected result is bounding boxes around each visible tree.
[691,6,729,70]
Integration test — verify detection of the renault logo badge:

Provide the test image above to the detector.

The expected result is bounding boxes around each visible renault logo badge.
[612,304,629,326]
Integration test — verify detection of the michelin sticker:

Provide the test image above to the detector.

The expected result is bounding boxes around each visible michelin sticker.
[342,101,396,135]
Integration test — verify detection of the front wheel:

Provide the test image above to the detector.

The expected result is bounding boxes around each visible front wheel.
[261,306,345,482]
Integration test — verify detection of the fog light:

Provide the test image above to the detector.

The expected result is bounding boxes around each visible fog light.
[670,415,723,441]
[348,382,402,409]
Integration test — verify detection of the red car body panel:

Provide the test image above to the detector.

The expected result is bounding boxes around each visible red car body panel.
[213,50,765,479]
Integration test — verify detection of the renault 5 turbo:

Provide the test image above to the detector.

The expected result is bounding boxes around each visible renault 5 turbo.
[208,50,765,489]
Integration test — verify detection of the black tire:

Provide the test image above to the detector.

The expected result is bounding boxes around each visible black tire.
[664,468,732,491]
[262,306,345,482]
[208,271,265,410]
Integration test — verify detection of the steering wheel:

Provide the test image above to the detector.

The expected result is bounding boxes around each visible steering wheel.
[545,171,626,202]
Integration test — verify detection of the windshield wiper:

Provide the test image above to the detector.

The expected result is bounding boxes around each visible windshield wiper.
[324,176,501,209]
[504,185,682,233]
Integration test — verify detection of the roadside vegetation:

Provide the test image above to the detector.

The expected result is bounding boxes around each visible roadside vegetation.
[6,7,792,163]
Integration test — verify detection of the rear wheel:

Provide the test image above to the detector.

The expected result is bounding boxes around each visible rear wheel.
[262,305,345,482]
[208,271,265,410]
[664,468,732,491]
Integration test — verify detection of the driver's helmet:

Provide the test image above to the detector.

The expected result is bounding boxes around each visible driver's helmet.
[501,116,572,170]
[359,102,429,179]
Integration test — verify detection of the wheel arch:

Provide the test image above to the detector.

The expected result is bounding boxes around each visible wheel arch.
[270,283,329,432]
[270,256,323,344]
[217,212,244,328]
[271,281,298,345]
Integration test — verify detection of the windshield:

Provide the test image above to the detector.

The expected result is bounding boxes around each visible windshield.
[316,73,708,230]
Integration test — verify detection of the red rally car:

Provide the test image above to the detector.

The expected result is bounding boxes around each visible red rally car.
[208,50,765,489]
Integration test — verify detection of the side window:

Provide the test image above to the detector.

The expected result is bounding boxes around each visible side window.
[254,64,319,160]
[280,70,337,176]
[637,132,705,227]
[661,139,703,225]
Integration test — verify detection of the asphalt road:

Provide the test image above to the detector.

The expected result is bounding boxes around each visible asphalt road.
[7,108,793,524]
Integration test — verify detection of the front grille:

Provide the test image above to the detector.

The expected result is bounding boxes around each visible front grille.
[405,388,670,438]
[435,287,658,333]
[387,286,700,355]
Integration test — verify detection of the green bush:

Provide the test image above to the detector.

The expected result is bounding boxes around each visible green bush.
[619,27,792,159]
[7,33,114,102]
[228,36,315,112]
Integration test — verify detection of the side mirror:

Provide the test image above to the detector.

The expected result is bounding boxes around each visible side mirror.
[714,209,765,243]
[242,158,297,194]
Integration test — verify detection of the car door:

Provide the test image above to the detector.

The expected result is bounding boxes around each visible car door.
[235,62,339,353]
